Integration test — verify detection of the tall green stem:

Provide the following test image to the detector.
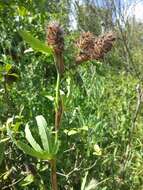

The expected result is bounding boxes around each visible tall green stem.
[55,73,60,113]
[50,72,61,190]
[55,72,63,131]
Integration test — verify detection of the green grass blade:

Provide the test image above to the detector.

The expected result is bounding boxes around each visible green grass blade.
[25,123,42,152]
[36,115,49,152]
[19,30,53,55]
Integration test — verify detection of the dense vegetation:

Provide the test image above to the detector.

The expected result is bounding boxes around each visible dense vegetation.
[0,0,143,190]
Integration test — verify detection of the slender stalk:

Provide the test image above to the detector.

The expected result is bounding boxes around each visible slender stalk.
[50,159,58,190]
[50,68,61,190]
[55,72,60,112]
[55,72,63,131]
[55,53,64,75]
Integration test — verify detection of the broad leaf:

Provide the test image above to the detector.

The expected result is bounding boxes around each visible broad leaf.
[19,30,53,55]
[25,123,42,152]
[36,115,49,152]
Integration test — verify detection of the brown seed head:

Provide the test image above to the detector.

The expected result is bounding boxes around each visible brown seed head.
[93,31,116,59]
[76,31,116,64]
[76,32,95,64]
[47,21,64,54]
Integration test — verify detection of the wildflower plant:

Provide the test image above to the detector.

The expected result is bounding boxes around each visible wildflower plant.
[8,21,116,190]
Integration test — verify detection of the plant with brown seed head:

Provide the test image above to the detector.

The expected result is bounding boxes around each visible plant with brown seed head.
[47,21,65,189]
[12,21,117,190]
[76,31,116,64]
[47,21,64,74]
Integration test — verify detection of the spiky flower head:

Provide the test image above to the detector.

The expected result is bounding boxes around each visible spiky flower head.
[47,21,64,54]
[46,21,65,74]
[93,31,116,59]
[76,31,116,64]
[76,32,95,64]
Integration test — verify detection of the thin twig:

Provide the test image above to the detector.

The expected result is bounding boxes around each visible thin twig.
[84,161,97,172]
[63,144,76,153]
[2,177,24,190]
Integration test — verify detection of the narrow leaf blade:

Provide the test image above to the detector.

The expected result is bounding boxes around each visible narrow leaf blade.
[16,141,44,159]
[25,123,42,152]
[36,115,49,152]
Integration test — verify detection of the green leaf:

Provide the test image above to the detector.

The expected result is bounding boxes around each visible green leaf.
[19,30,53,55]
[45,95,54,101]
[20,174,34,187]
[43,151,53,160]
[67,129,78,136]
[17,6,28,17]
[16,140,53,160]
[16,141,44,159]
[3,169,12,180]
[25,123,43,152]
[68,130,78,136]
[80,126,88,131]
[5,64,12,72]
[7,73,19,79]
[36,115,49,152]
